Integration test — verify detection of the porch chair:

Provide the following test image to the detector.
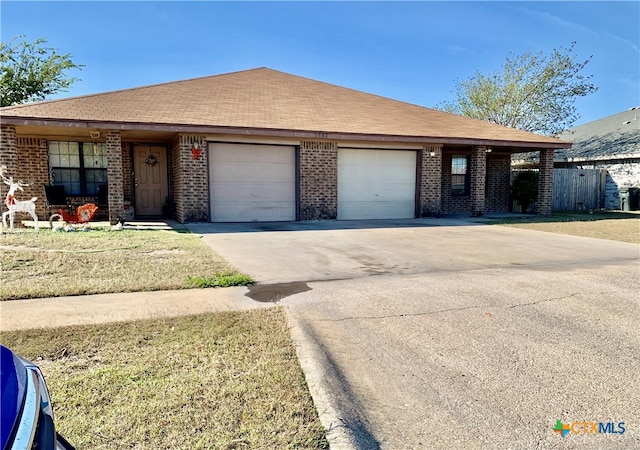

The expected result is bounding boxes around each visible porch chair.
[43,185,71,216]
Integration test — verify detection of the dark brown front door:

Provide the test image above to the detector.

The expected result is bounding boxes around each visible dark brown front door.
[133,145,168,217]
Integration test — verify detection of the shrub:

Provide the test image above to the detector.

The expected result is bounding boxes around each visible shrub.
[512,171,539,213]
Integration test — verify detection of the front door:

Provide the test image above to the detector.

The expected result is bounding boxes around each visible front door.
[133,145,168,218]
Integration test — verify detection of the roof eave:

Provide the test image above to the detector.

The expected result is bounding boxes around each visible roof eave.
[0,116,572,149]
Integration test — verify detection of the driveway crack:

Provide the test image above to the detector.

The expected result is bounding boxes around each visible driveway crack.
[507,292,582,308]
[313,292,585,322]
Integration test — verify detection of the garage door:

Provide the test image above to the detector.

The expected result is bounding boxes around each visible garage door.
[338,148,417,220]
[209,143,296,222]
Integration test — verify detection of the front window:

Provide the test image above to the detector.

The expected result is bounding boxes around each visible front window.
[49,141,107,195]
[451,155,468,195]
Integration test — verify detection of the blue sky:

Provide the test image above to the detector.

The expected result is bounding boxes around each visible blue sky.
[1,1,638,127]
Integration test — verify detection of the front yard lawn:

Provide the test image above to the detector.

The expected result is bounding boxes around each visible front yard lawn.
[494,211,640,244]
[0,228,252,300]
[0,308,329,449]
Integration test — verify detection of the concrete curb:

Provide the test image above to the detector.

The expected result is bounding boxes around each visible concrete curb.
[286,308,357,450]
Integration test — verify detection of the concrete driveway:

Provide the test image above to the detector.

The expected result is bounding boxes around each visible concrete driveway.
[187,218,640,449]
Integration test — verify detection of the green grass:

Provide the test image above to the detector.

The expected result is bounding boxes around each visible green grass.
[0,308,329,449]
[0,229,253,300]
[186,272,255,288]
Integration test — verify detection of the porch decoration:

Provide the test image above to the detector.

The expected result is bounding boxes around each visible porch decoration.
[145,155,158,167]
[191,142,202,160]
[49,203,98,230]
[1,165,39,231]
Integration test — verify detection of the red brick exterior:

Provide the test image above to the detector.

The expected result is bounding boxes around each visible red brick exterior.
[0,132,48,220]
[0,126,130,223]
[470,146,487,216]
[171,134,208,223]
[538,148,554,215]
[486,154,511,212]
[300,141,337,220]
[0,125,18,174]
[419,144,442,216]
[105,131,124,223]
[1,122,546,224]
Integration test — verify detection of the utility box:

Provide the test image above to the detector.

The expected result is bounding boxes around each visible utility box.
[628,187,640,211]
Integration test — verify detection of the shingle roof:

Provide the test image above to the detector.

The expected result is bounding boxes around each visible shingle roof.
[555,107,640,160]
[0,67,568,147]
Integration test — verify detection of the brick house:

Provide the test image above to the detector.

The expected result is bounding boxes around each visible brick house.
[0,68,569,224]
[514,108,640,210]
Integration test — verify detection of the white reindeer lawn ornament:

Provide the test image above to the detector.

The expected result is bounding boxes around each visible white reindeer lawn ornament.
[1,165,39,231]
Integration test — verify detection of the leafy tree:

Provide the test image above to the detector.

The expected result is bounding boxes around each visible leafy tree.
[0,35,83,107]
[436,42,597,136]
[512,171,539,213]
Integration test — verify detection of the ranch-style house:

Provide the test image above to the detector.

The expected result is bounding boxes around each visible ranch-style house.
[0,67,570,224]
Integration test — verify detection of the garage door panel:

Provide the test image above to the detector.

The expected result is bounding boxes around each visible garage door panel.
[210,144,295,222]
[338,148,416,220]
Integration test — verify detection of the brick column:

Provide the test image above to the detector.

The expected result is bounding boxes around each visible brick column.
[172,134,208,223]
[300,141,337,220]
[0,125,18,173]
[485,154,511,213]
[470,146,487,216]
[538,148,554,215]
[16,137,48,220]
[1,126,17,223]
[106,131,124,223]
[419,144,442,216]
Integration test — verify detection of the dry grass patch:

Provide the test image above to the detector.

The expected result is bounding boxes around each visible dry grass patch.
[496,212,640,244]
[0,229,250,300]
[0,308,328,449]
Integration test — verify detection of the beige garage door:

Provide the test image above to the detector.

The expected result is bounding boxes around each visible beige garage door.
[338,148,417,220]
[209,143,296,222]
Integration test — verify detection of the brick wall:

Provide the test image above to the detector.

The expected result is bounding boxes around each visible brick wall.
[0,126,18,173]
[486,154,511,212]
[300,141,337,220]
[470,146,487,216]
[106,131,124,223]
[172,134,208,223]
[0,133,49,221]
[16,138,49,220]
[419,144,442,216]
[1,127,132,223]
[538,148,554,215]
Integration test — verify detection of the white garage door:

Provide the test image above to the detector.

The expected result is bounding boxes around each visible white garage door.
[338,148,417,220]
[209,143,296,222]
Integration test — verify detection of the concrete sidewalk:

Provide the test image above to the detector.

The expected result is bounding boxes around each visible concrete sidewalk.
[0,287,271,332]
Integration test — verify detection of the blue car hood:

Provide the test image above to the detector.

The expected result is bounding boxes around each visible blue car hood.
[1,345,28,450]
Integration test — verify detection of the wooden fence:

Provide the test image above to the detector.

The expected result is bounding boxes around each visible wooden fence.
[552,169,605,211]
